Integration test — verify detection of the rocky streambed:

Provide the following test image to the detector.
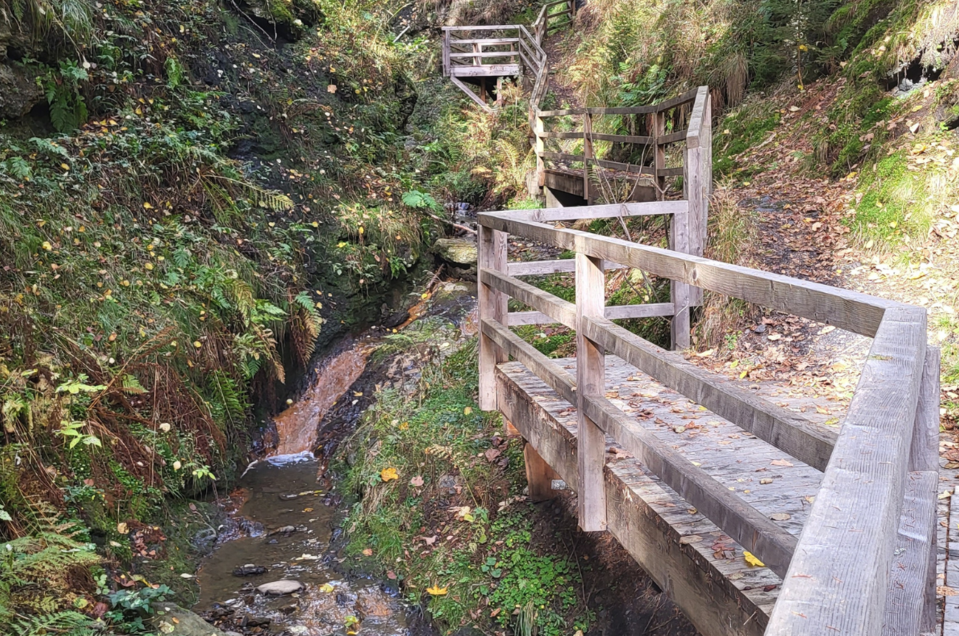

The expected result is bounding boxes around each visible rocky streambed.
[188,282,477,636]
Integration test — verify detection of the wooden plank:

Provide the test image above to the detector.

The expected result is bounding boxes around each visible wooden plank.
[480,268,577,329]
[450,76,492,112]
[912,348,941,634]
[507,258,628,276]
[685,89,709,309]
[659,129,688,145]
[507,303,673,325]
[542,150,585,164]
[882,469,938,635]
[450,64,521,77]
[591,158,657,176]
[477,226,508,410]
[539,130,584,139]
[654,88,701,113]
[540,107,588,117]
[583,113,593,201]
[767,306,927,636]
[576,253,607,531]
[449,51,520,59]
[477,213,896,337]
[658,167,685,177]
[685,87,712,150]
[494,368,768,636]
[586,132,654,145]
[668,124,691,348]
[517,25,547,59]
[441,25,520,31]
[583,394,797,577]
[447,38,520,46]
[582,316,837,471]
[604,303,675,320]
[501,200,687,223]
[479,318,576,403]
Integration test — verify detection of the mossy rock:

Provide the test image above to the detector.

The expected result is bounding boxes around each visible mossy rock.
[433,238,477,266]
[151,603,235,636]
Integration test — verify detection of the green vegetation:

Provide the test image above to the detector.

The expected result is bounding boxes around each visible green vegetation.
[341,342,593,635]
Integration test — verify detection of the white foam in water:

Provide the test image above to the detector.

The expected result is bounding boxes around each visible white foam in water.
[265,451,316,467]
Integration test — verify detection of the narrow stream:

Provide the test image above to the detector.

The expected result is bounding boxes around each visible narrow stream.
[193,336,408,635]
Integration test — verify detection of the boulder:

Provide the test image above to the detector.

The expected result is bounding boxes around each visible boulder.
[256,579,304,595]
[151,603,234,636]
[232,564,267,577]
[433,238,477,266]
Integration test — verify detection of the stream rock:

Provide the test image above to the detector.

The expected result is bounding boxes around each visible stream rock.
[151,603,235,636]
[233,564,267,576]
[256,579,304,595]
[433,238,477,266]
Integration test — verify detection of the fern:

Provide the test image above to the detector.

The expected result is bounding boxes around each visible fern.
[293,291,324,338]
[10,610,94,636]
[207,371,247,424]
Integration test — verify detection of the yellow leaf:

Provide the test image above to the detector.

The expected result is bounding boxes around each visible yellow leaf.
[426,585,448,596]
[463,406,472,415]
[743,551,765,567]
[319,583,334,593]
[193,341,202,348]
[143,202,153,209]
[42,241,52,251]
[117,522,128,534]
[145,262,154,270]
[380,467,398,482]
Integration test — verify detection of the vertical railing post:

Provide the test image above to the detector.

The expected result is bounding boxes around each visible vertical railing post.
[647,110,666,200]
[478,225,508,411]
[535,113,546,189]
[583,112,593,203]
[442,31,450,77]
[575,251,607,531]
[684,88,710,310]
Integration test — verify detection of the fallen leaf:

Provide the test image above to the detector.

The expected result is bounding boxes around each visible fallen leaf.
[427,585,448,596]
[319,583,334,593]
[117,522,128,534]
[679,535,703,545]
[380,467,399,482]
[362,548,373,556]
[770,513,791,521]
[770,459,793,467]
[484,448,501,462]
[743,551,765,567]
[387,571,397,580]
[463,406,473,415]
[760,478,773,484]
[410,475,424,487]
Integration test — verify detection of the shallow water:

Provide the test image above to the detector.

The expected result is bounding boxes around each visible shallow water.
[195,455,407,635]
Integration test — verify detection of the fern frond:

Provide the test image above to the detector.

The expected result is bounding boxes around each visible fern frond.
[10,610,94,636]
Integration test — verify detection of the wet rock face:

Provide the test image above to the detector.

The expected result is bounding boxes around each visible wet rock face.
[152,603,235,636]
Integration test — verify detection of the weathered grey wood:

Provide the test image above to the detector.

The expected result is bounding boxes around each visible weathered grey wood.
[507,258,626,276]
[582,394,797,577]
[448,37,520,46]
[450,76,492,112]
[590,158,657,176]
[480,268,577,329]
[582,316,837,471]
[882,470,938,636]
[582,113,593,201]
[576,252,607,531]
[657,166,685,178]
[479,318,576,403]
[653,88,700,112]
[502,200,686,223]
[767,305,927,636]
[912,348,941,634]
[684,89,709,309]
[477,213,897,337]
[496,368,768,636]
[669,145,691,349]
[659,130,688,144]
[450,64,521,77]
[449,51,520,59]
[541,150,586,164]
[507,303,673,325]
[442,25,521,31]
[685,86,712,150]
[478,227,508,410]
[587,132,655,145]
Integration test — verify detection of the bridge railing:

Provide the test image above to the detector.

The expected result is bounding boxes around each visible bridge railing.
[477,156,938,636]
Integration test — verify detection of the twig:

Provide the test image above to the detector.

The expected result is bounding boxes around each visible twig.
[427,211,477,235]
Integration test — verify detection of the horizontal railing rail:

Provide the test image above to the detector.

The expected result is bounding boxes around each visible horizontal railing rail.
[477,198,939,634]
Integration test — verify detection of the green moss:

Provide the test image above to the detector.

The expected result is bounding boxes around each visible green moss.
[713,108,780,177]
[848,151,934,244]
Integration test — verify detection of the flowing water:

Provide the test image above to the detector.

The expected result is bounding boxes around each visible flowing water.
[194,283,478,635]
[194,338,409,635]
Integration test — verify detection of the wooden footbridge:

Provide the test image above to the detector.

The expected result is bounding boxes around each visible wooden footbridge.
[446,6,946,636]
